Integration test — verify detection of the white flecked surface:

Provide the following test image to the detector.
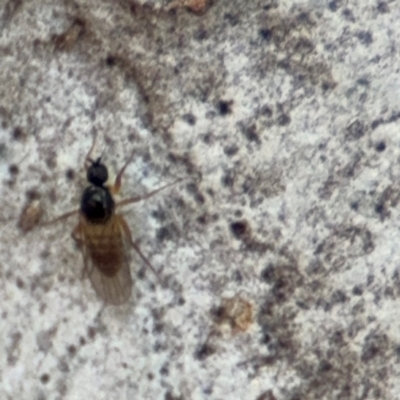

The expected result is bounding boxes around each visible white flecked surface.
[1,0,400,399]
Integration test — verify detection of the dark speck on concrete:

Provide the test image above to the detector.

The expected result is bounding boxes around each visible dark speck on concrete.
[375,141,386,152]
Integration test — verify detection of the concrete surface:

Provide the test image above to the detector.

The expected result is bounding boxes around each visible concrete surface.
[1,0,400,399]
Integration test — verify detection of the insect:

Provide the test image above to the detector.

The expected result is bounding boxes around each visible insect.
[45,136,181,305]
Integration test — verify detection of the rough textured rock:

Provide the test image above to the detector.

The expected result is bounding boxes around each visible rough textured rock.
[1,0,400,399]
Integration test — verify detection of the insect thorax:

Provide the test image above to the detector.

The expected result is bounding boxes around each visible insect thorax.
[80,185,115,223]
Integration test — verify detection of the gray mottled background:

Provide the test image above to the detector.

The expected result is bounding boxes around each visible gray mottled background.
[1,0,400,399]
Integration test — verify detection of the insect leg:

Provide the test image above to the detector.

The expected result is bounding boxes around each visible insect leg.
[117,215,163,284]
[116,178,184,208]
[110,150,136,195]
[41,209,79,226]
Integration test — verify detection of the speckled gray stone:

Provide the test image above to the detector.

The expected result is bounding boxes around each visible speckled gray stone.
[1,0,400,399]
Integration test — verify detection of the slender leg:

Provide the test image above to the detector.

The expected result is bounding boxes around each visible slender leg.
[41,209,79,226]
[116,178,184,208]
[118,215,163,285]
[110,149,136,195]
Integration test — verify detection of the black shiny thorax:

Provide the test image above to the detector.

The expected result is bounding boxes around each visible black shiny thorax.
[80,158,115,224]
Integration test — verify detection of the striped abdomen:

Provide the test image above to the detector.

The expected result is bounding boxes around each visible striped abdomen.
[84,218,127,277]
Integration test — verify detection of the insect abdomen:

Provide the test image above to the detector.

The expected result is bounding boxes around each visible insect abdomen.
[87,230,126,277]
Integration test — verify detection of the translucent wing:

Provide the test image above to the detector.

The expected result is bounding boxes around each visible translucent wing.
[78,217,133,305]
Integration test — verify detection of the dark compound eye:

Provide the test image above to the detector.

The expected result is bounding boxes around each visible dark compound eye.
[87,158,108,186]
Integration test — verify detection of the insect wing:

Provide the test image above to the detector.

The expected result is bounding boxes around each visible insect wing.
[80,220,133,305]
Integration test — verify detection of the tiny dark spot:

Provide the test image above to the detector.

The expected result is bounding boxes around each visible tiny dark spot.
[151,209,166,221]
[211,305,225,321]
[261,105,273,117]
[223,12,240,26]
[356,30,373,45]
[153,322,164,333]
[375,141,386,152]
[195,193,205,204]
[182,113,196,126]
[16,277,24,289]
[260,265,275,282]
[203,387,213,395]
[26,188,41,201]
[377,2,389,13]
[361,334,388,362]
[233,270,243,282]
[375,203,384,215]
[342,8,355,21]
[230,221,248,238]
[160,363,169,375]
[128,132,139,142]
[177,297,185,305]
[357,78,370,86]
[45,155,57,170]
[137,268,145,279]
[157,226,171,242]
[65,168,75,180]
[9,164,19,175]
[67,344,76,356]
[242,124,260,143]
[352,285,363,295]
[328,0,341,12]
[194,343,215,360]
[58,359,70,373]
[40,373,50,384]
[318,359,332,373]
[350,201,359,211]
[105,55,116,67]
[255,391,277,400]
[79,337,86,346]
[87,326,96,340]
[223,145,239,156]
[296,300,309,310]
[129,3,137,14]
[196,214,207,224]
[385,286,394,298]
[147,372,154,380]
[221,172,234,187]
[218,100,232,115]
[12,126,27,141]
[203,133,212,144]
[321,81,336,92]
[330,289,347,304]
[371,118,383,130]
[194,28,208,41]
[259,28,272,41]
[164,391,184,400]
[277,114,291,126]
[261,331,271,345]
[345,120,365,141]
